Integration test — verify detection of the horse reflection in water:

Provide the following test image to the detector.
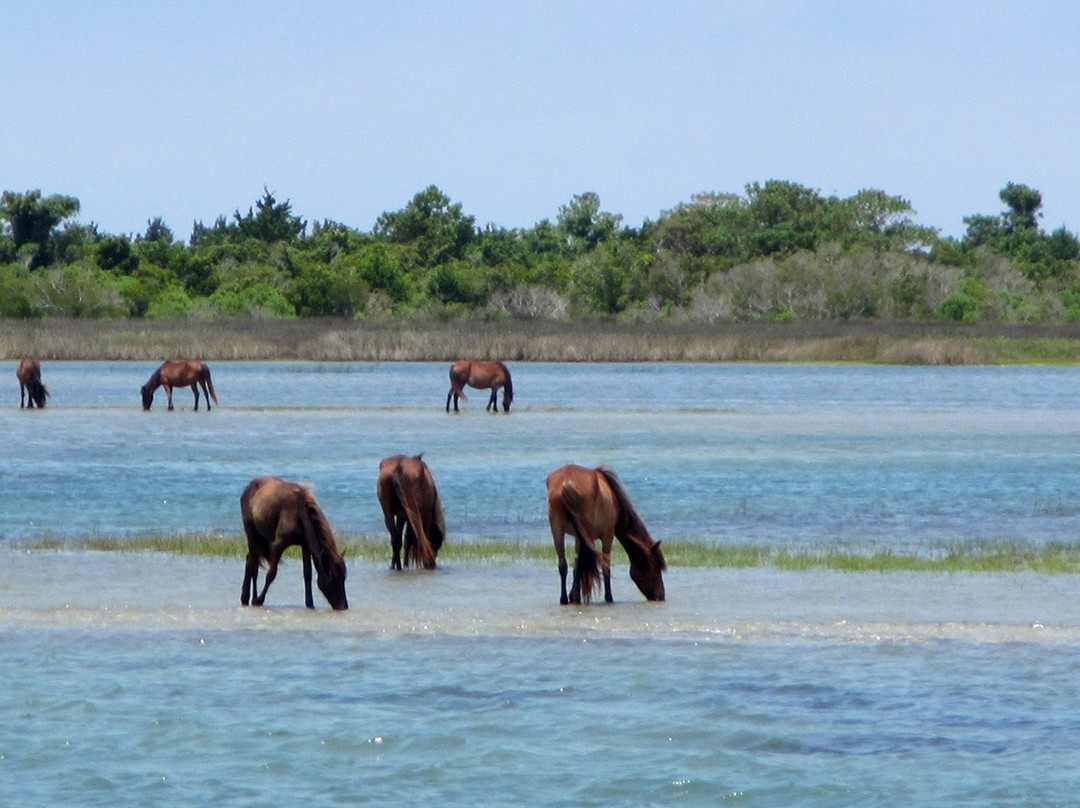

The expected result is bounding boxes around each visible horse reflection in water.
[141,359,218,411]
[446,360,513,413]
[377,454,446,570]
[16,357,48,408]
[547,464,666,605]
[240,476,348,610]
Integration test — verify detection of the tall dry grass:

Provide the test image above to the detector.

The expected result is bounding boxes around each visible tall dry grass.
[2,317,1079,363]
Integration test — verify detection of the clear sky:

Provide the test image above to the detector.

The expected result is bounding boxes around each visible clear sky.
[3,1,1078,242]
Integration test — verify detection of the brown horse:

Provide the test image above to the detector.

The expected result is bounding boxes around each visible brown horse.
[240,476,348,610]
[377,454,446,570]
[547,464,666,605]
[16,357,48,408]
[446,360,513,413]
[141,359,218,411]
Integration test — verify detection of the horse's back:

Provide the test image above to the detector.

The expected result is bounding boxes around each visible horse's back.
[242,476,304,541]
[379,454,437,504]
[159,359,207,385]
[16,357,40,383]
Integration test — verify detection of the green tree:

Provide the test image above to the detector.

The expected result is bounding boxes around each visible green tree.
[556,192,622,253]
[373,185,475,266]
[234,187,307,243]
[999,182,1042,232]
[0,189,81,268]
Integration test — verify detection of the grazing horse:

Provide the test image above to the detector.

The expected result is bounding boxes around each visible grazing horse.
[377,454,446,570]
[16,357,48,408]
[141,359,218,411]
[446,360,513,413]
[546,464,666,605]
[240,476,348,610]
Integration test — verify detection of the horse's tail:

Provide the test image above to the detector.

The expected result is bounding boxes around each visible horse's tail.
[596,466,666,571]
[560,481,601,603]
[390,467,438,569]
[449,363,468,401]
[204,366,219,405]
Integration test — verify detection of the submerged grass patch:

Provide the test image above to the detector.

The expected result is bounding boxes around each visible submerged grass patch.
[12,534,1080,574]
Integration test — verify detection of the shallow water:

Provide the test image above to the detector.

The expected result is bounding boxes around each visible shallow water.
[4,362,1080,804]
[6,362,1080,551]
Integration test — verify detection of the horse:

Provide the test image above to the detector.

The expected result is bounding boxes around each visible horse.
[141,359,218,411]
[446,359,513,413]
[377,454,446,570]
[240,476,348,610]
[16,357,48,409]
[546,464,666,605]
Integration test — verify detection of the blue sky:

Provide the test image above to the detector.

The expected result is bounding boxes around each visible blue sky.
[3,1,1079,241]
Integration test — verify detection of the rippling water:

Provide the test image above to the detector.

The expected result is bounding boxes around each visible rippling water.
[4,361,1080,804]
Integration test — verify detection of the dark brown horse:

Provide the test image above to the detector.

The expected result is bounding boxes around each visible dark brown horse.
[377,454,446,570]
[240,476,348,610]
[446,360,513,413]
[16,357,48,408]
[547,464,666,605]
[141,359,218,411]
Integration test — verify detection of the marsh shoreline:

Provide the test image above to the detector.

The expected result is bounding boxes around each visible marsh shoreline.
[3,317,1080,363]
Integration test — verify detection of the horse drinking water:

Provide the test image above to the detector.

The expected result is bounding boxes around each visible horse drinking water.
[240,476,348,610]
[446,360,513,412]
[16,357,48,408]
[546,464,666,605]
[141,359,218,411]
[377,454,446,570]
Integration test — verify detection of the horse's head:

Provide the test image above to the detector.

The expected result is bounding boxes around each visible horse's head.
[629,541,666,601]
[140,383,154,410]
[317,554,349,610]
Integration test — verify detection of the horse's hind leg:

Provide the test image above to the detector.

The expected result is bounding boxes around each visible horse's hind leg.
[403,523,416,568]
[201,379,212,411]
[254,557,280,606]
[191,383,200,411]
[241,553,259,606]
[389,517,405,570]
[446,389,454,412]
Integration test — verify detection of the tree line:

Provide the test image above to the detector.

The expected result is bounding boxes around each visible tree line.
[1,180,1078,323]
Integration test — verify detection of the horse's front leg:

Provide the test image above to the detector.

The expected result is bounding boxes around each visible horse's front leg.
[164,383,175,410]
[302,546,314,608]
[486,389,498,412]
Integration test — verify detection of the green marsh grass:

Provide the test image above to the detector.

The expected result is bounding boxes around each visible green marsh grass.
[3,318,1080,364]
[14,534,1080,574]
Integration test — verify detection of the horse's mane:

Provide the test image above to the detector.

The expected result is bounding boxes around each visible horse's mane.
[297,484,344,572]
[597,466,667,573]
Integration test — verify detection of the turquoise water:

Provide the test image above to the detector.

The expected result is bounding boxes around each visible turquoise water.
[4,361,1080,805]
